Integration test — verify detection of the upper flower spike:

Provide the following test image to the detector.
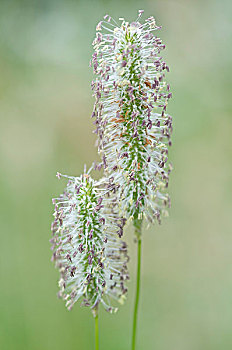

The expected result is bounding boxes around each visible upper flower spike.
[51,170,129,312]
[91,12,173,225]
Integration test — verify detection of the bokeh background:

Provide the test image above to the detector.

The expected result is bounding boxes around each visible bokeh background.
[0,0,231,349]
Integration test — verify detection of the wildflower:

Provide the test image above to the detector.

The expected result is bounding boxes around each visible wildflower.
[51,169,129,312]
[91,12,172,225]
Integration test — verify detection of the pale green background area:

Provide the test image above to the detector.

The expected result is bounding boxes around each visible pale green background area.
[0,0,231,349]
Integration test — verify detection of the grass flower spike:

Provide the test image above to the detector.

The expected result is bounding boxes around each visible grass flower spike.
[91,11,172,225]
[91,11,173,350]
[51,169,129,313]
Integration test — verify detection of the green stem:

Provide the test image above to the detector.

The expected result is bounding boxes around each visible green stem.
[132,219,142,350]
[94,309,99,350]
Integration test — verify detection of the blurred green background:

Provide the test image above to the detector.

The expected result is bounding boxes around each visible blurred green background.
[0,0,231,349]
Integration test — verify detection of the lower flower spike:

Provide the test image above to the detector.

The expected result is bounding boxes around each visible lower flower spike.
[51,170,129,312]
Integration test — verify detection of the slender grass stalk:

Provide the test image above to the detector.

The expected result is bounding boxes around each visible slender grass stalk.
[132,219,142,350]
[94,309,99,350]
